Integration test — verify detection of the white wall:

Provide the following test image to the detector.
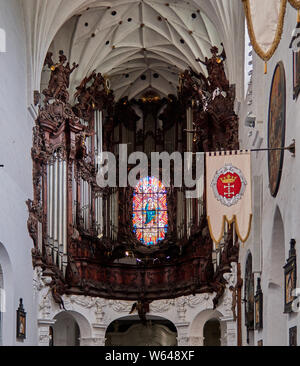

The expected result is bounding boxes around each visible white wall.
[0,0,37,345]
[239,3,300,346]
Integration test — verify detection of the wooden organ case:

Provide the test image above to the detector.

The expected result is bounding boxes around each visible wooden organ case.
[28,47,239,310]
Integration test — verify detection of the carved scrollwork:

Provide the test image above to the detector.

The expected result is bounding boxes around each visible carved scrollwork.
[150,299,175,313]
[108,300,133,313]
[180,44,239,153]
[73,71,115,121]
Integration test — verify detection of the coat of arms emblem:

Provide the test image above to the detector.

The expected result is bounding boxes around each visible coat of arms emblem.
[210,164,247,207]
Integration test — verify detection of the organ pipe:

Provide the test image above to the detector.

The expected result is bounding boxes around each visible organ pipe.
[46,150,68,270]
[187,107,193,153]
[72,163,76,226]
[49,160,54,240]
[58,155,63,246]
[95,194,103,237]
[95,110,103,170]
[176,190,185,240]
[43,107,119,271]
[53,155,59,263]
[62,160,67,255]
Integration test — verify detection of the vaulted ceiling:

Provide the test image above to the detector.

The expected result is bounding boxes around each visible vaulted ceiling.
[47,0,222,100]
[22,0,245,103]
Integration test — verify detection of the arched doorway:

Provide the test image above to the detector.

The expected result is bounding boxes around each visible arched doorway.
[52,311,92,346]
[105,316,178,346]
[203,319,221,346]
[189,309,228,346]
[266,207,287,346]
[53,312,81,346]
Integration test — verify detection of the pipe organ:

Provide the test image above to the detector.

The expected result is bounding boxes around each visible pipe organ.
[28,53,239,304]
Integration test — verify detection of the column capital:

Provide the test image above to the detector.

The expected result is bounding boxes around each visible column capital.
[80,337,106,347]
[38,319,56,326]
[177,335,190,346]
[189,336,204,346]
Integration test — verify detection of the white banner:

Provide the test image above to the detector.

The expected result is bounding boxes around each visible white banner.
[243,0,287,62]
[206,151,252,245]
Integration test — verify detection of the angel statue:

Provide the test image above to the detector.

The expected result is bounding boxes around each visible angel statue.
[43,50,79,103]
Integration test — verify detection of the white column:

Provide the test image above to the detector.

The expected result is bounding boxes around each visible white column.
[176,323,190,346]
[189,336,204,346]
[38,319,56,347]
[79,324,107,347]
[220,317,237,346]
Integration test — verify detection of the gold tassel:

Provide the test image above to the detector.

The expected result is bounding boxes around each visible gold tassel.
[297,9,300,23]
[264,62,267,74]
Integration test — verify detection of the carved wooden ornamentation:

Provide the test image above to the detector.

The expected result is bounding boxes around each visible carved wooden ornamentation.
[27,48,239,306]
[179,44,239,153]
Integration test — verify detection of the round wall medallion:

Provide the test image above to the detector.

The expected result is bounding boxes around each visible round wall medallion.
[268,62,286,197]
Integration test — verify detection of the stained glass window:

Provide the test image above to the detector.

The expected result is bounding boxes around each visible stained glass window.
[132,176,168,246]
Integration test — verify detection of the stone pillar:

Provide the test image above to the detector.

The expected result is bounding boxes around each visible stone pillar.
[176,322,190,346]
[79,324,107,346]
[80,337,106,346]
[220,316,237,346]
[38,319,56,346]
[189,336,204,346]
